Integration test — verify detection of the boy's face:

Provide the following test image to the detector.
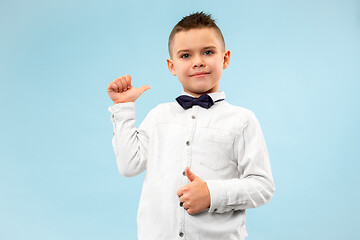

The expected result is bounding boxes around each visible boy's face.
[167,28,230,97]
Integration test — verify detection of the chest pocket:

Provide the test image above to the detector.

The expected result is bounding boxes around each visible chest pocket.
[194,128,235,171]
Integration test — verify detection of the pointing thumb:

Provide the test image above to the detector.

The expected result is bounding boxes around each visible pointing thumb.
[185,167,196,182]
[138,85,151,94]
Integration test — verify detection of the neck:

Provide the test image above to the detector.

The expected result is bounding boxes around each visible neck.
[184,90,217,98]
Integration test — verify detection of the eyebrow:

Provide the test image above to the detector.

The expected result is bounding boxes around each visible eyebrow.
[176,46,217,55]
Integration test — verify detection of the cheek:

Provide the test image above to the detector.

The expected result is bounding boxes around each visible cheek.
[176,65,188,76]
[212,59,224,72]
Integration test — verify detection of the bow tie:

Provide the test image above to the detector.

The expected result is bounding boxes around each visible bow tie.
[176,94,214,110]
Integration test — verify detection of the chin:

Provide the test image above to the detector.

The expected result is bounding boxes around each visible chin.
[197,86,217,93]
[190,90,213,96]
[191,85,211,92]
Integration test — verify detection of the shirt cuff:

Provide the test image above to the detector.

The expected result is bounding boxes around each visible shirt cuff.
[205,179,228,213]
[108,102,135,121]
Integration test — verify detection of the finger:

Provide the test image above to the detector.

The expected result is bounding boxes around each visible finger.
[113,82,120,93]
[107,81,117,93]
[176,188,184,197]
[114,78,123,93]
[185,167,196,182]
[179,195,186,203]
[125,74,132,89]
[187,208,194,215]
[183,201,190,209]
[137,85,151,95]
[120,77,128,92]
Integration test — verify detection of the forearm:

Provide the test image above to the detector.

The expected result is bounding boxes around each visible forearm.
[109,102,148,177]
[206,173,275,213]
[206,111,275,213]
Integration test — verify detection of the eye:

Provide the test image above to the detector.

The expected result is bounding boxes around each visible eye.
[204,50,214,55]
[181,53,190,59]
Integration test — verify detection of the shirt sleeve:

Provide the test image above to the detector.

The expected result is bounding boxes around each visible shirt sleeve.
[205,111,275,213]
[108,102,154,177]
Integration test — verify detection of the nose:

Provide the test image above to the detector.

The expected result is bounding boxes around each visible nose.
[192,55,205,68]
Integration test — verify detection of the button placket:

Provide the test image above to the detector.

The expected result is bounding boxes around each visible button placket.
[178,107,199,237]
[185,106,198,170]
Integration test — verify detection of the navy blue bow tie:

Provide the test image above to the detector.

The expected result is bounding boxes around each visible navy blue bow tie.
[176,94,215,109]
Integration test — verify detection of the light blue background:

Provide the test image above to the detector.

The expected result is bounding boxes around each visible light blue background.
[1,0,359,239]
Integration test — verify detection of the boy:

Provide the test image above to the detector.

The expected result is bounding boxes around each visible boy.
[107,12,275,240]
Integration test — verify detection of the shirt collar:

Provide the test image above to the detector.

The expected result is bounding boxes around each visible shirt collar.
[180,91,226,103]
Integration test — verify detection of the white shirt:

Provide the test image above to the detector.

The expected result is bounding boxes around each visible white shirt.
[108,91,275,240]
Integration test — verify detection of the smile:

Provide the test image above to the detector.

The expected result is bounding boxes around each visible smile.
[190,72,210,78]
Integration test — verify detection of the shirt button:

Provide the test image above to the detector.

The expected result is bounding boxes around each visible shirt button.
[186,141,190,146]
[214,208,218,212]
[179,232,184,237]
[182,171,186,176]
[180,202,183,207]
[191,115,196,119]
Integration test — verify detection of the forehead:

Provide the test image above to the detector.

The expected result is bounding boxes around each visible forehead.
[172,28,223,53]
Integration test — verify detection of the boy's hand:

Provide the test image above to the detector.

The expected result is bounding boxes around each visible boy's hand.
[177,167,211,215]
[107,74,150,104]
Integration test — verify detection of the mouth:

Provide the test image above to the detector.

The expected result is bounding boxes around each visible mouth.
[190,71,210,78]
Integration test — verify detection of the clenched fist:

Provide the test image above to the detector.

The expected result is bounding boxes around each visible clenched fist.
[107,74,150,104]
[177,167,211,215]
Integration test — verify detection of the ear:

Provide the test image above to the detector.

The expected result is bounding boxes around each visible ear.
[167,58,177,76]
[222,50,231,69]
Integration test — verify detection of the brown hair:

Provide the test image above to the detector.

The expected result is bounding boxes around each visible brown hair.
[168,12,225,58]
